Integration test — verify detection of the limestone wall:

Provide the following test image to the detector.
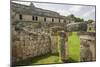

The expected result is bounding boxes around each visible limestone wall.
[12,29,52,63]
[12,12,69,24]
[23,15,32,21]
[79,34,96,62]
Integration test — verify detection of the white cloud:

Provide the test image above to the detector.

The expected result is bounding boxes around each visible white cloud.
[57,10,71,16]
[83,8,95,17]
[68,6,83,12]
[82,8,95,20]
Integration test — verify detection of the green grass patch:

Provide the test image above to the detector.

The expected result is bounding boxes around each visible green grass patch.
[33,55,60,64]
[68,32,80,62]
[14,53,60,66]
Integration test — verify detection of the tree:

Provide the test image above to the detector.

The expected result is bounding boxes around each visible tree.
[67,14,84,22]
[87,19,94,24]
[67,14,75,21]
[74,17,84,22]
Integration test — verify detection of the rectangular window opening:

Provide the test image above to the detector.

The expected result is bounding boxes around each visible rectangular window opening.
[59,19,60,22]
[36,16,38,21]
[19,14,22,20]
[52,18,54,22]
[44,17,46,22]
[32,16,34,20]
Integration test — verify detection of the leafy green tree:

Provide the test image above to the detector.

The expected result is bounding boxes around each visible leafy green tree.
[87,19,94,24]
[67,14,84,22]
[67,14,75,21]
[74,17,84,22]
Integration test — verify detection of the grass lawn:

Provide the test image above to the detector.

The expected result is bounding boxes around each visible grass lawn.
[14,53,61,66]
[68,32,80,62]
[33,54,60,64]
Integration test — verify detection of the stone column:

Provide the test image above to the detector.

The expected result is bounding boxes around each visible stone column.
[59,31,68,62]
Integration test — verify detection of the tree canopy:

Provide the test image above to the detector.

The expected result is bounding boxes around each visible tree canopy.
[86,19,94,24]
[67,14,84,22]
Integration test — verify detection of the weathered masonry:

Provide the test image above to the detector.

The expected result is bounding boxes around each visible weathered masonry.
[79,32,96,62]
[11,2,69,25]
[11,2,70,63]
[12,28,52,62]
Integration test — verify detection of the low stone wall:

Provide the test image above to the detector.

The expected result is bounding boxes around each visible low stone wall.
[12,29,52,63]
[79,33,96,62]
[78,32,95,36]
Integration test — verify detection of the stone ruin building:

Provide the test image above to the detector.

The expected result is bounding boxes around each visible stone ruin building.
[11,1,96,64]
[87,22,96,32]
[11,2,70,63]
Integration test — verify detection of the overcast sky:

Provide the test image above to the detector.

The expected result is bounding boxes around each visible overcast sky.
[12,1,95,21]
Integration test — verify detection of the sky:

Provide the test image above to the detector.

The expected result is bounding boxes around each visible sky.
[12,1,95,21]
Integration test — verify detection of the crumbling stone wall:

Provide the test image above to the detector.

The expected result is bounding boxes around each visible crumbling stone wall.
[79,34,96,62]
[51,36,58,53]
[12,29,52,63]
